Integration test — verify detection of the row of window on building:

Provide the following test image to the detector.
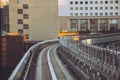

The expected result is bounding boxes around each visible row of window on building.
[70,6,119,11]
[70,0,119,5]
[70,12,118,16]
[17,4,29,39]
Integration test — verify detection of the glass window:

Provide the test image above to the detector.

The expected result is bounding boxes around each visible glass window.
[18,29,23,33]
[95,13,98,16]
[95,1,98,4]
[110,1,113,4]
[110,7,113,10]
[105,13,108,15]
[80,7,83,10]
[80,13,83,16]
[85,7,88,10]
[75,13,78,16]
[17,9,23,14]
[100,1,103,4]
[100,7,103,10]
[23,24,29,29]
[90,1,93,4]
[70,13,73,16]
[95,7,98,10]
[105,7,108,10]
[85,13,88,16]
[70,7,73,10]
[90,13,93,16]
[75,1,78,4]
[115,6,118,10]
[75,7,78,10]
[100,13,103,16]
[115,1,118,4]
[85,1,88,4]
[115,12,118,15]
[110,12,113,15]
[105,1,108,4]
[90,7,93,10]
[23,14,29,19]
[80,1,83,4]
[70,1,73,4]
[23,4,28,9]
[18,19,23,24]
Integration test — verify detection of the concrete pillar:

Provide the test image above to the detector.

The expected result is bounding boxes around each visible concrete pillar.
[78,19,80,31]
[88,19,90,30]
[108,19,110,30]
[118,18,120,30]
[98,19,100,31]
[67,19,71,32]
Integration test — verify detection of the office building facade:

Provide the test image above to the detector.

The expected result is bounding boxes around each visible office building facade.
[58,0,120,32]
[9,0,58,41]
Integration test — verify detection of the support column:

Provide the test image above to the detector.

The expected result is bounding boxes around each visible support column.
[98,19,100,31]
[118,18,120,30]
[67,19,71,32]
[78,19,80,31]
[108,19,110,30]
[88,19,90,30]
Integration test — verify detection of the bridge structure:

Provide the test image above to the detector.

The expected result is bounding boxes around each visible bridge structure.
[8,33,120,80]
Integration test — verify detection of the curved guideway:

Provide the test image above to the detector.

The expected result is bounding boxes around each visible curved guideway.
[35,44,75,80]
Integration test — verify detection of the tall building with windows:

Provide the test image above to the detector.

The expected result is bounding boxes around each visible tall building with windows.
[58,0,120,32]
[9,0,58,41]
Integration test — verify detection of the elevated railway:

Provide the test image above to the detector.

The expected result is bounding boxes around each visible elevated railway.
[9,33,120,80]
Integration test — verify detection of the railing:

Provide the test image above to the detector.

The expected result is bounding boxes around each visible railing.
[8,39,58,80]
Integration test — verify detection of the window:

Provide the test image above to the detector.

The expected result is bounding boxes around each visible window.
[80,7,83,10]
[105,1,108,4]
[95,13,98,16]
[115,12,118,15]
[85,1,88,4]
[75,7,78,10]
[100,7,103,10]
[105,7,108,10]
[95,7,98,10]
[80,13,83,16]
[80,1,83,4]
[110,7,113,10]
[85,13,88,16]
[75,13,78,16]
[110,12,113,15]
[26,34,29,39]
[85,7,88,10]
[70,7,73,10]
[100,13,103,16]
[105,13,108,15]
[17,9,23,14]
[115,6,118,10]
[90,13,93,16]
[115,1,118,4]
[23,14,29,19]
[100,1,103,4]
[110,1,113,4]
[18,19,23,24]
[95,1,98,4]
[75,1,78,4]
[23,24,29,29]
[90,7,93,10]
[70,13,73,16]
[90,1,93,4]
[70,1,73,4]
[18,29,23,33]
[23,4,28,9]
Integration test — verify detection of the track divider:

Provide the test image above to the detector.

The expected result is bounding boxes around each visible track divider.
[47,47,57,80]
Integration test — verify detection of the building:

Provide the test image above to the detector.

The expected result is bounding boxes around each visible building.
[58,0,120,32]
[9,0,58,41]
